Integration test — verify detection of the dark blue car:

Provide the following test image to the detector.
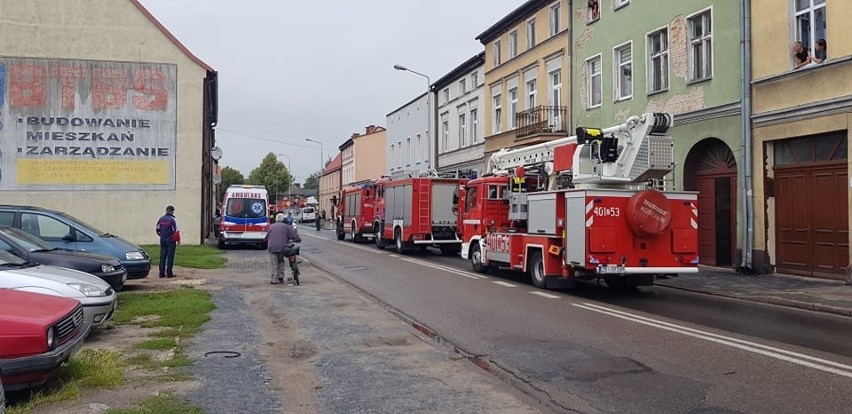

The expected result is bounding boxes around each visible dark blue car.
[0,205,151,279]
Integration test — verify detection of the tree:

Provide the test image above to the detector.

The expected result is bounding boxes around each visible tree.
[217,166,245,202]
[247,153,292,202]
[303,171,320,190]
[302,157,334,190]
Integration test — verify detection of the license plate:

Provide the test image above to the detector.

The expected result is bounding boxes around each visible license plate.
[596,265,626,275]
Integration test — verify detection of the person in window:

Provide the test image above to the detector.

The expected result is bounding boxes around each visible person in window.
[812,39,827,64]
[588,0,600,22]
[792,41,811,69]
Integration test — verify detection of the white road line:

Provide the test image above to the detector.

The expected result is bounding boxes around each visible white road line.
[530,291,560,299]
[573,302,852,378]
[331,240,382,254]
[399,257,486,280]
[493,281,517,288]
[389,254,399,257]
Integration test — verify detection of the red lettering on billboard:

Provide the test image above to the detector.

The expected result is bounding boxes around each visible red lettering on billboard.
[132,69,168,110]
[92,68,128,109]
[52,67,86,109]
[9,64,46,106]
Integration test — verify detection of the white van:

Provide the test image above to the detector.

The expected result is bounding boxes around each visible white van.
[300,206,317,223]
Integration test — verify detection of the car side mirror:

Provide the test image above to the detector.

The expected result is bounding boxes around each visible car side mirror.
[62,233,76,242]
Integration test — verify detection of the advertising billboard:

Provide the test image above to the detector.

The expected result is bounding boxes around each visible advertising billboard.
[0,57,177,191]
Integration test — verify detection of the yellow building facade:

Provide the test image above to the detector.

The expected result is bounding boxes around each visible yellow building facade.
[751,0,851,281]
[352,126,387,184]
[477,0,572,155]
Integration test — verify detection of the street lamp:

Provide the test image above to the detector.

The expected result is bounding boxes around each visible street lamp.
[277,153,291,210]
[305,138,324,222]
[393,64,432,170]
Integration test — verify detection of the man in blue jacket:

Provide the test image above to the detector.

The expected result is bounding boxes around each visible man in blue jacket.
[155,205,178,278]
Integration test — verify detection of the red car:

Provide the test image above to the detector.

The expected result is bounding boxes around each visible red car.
[0,289,89,391]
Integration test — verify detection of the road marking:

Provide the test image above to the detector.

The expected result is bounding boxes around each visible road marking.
[530,291,560,299]
[493,281,517,288]
[573,302,852,379]
[300,232,331,241]
[389,254,399,257]
[330,240,382,254]
[399,257,487,280]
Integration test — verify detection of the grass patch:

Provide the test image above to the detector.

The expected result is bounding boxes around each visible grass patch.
[8,349,123,414]
[126,352,192,370]
[134,338,177,350]
[114,288,215,336]
[106,392,203,414]
[141,244,227,269]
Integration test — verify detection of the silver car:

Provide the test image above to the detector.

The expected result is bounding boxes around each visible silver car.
[0,250,117,327]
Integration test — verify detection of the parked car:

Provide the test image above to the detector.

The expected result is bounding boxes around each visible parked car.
[0,205,150,279]
[0,226,127,291]
[0,289,89,391]
[0,250,117,327]
[299,206,317,223]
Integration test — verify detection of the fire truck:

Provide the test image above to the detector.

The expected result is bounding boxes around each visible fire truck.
[336,181,384,242]
[373,173,465,255]
[456,112,699,289]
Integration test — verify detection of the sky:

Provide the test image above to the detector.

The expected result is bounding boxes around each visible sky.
[137,0,524,184]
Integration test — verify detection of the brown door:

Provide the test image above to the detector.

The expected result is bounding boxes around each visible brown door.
[775,163,848,279]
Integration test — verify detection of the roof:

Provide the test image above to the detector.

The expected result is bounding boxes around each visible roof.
[476,0,550,44]
[386,91,428,118]
[432,52,486,90]
[130,0,215,72]
[323,153,342,174]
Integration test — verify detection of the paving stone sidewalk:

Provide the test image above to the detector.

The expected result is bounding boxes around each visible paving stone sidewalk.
[656,267,852,317]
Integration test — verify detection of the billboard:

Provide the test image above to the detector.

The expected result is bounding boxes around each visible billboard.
[0,57,177,191]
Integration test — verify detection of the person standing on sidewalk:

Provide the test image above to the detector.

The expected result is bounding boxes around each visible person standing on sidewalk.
[155,205,178,278]
[267,213,301,284]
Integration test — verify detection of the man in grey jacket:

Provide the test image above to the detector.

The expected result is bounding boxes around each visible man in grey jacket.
[267,213,302,284]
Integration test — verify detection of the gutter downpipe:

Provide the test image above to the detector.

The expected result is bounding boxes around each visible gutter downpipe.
[568,0,574,132]
[740,0,755,273]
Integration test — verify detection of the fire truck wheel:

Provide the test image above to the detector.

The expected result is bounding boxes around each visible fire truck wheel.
[352,221,363,243]
[336,221,345,240]
[374,224,385,249]
[470,244,489,273]
[529,251,546,289]
[394,229,405,254]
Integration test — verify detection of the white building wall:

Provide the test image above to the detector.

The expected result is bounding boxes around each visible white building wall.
[0,0,210,245]
[436,66,486,174]
[386,93,431,175]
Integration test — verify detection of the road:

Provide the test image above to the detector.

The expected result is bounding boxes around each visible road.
[298,227,852,413]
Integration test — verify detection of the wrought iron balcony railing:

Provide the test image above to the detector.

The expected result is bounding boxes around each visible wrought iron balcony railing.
[515,105,568,138]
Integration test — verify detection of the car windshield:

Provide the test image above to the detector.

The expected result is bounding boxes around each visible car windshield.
[56,211,107,236]
[0,249,28,266]
[0,227,54,252]
[303,208,314,214]
[226,198,268,219]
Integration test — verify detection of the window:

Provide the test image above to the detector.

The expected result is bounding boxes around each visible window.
[548,70,562,128]
[526,19,537,49]
[688,10,712,81]
[460,79,467,94]
[587,55,602,108]
[526,79,537,109]
[441,114,449,151]
[459,113,467,148]
[406,137,411,165]
[465,186,478,213]
[390,144,395,168]
[614,42,632,100]
[443,88,450,103]
[587,0,600,23]
[549,2,561,36]
[795,0,826,55]
[397,141,402,167]
[0,212,13,226]
[471,109,478,143]
[647,29,669,93]
[21,213,74,241]
[415,134,421,162]
[615,0,630,9]
[509,88,519,129]
[493,93,502,133]
[493,41,502,66]
[508,30,518,58]
[471,72,479,86]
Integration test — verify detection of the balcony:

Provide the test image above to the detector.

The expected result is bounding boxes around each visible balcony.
[516,105,568,138]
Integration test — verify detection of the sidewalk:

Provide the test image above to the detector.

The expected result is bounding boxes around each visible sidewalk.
[656,266,852,317]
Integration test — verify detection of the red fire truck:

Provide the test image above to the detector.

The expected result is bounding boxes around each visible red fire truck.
[373,174,465,255]
[456,112,699,289]
[336,181,384,242]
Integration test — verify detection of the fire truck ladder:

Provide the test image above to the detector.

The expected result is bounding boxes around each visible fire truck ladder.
[417,179,431,234]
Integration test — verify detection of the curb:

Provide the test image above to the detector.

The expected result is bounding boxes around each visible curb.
[656,283,852,318]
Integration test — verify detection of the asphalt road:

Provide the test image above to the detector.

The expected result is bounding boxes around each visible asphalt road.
[299,227,852,414]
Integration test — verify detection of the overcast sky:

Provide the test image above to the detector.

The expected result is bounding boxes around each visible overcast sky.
[137,0,523,183]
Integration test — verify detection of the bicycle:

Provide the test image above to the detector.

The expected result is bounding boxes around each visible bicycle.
[283,242,301,285]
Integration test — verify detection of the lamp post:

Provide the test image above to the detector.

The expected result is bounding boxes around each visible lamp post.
[393,64,432,170]
[277,153,291,210]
